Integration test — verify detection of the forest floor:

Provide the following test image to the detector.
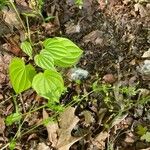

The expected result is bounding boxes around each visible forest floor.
[0,0,150,150]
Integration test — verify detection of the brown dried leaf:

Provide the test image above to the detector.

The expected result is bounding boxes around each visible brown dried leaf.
[37,142,50,150]
[92,132,109,150]
[56,106,81,150]
[43,109,58,147]
[2,8,21,30]
[82,110,94,126]
[82,30,104,45]
[0,118,5,134]
[134,3,147,17]
[65,21,80,34]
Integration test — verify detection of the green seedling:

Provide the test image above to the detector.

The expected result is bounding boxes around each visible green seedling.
[9,37,83,103]
[5,95,22,126]
[9,139,16,150]
[75,0,83,9]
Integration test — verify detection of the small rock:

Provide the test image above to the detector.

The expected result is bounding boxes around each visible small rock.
[103,74,116,83]
[69,68,89,81]
[139,60,150,80]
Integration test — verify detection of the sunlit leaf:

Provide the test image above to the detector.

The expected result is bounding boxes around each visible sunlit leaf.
[9,58,36,93]
[21,41,33,58]
[34,49,54,70]
[43,37,83,67]
[32,70,64,101]
[43,38,67,60]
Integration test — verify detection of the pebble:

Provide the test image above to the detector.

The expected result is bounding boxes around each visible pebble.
[103,74,116,83]
[69,68,89,81]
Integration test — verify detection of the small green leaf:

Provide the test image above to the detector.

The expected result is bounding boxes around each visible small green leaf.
[9,58,36,94]
[43,117,55,126]
[5,112,22,126]
[34,49,54,70]
[75,0,83,9]
[9,139,16,150]
[21,41,33,58]
[141,132,150,142]
[43,37,83,67]
[32,70,64,101]
[137,125,148,136]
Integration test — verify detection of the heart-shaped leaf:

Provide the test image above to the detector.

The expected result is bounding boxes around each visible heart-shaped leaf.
[9,58,36,94]
[32,70,64,101]
[21,41,33,58]
[43,38,68,60]
[43,37,83,67]
[34,49,54,70]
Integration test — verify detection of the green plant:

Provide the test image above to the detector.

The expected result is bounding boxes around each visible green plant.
[9,37,83,103]
[92,80,150,112]
[141,132,150,142]
[136,125,150,142]
[75,0,83,9]
[5,95,22,126]
[0,0,8,10]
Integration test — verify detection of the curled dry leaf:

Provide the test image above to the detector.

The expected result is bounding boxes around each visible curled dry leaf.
[57,106,82,150]
[43,109,58,147]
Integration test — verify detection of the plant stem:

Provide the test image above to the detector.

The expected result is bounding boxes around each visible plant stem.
[9,0,27,32]
[23,104,47,116]
[0,143,9,150]
[25,16,32,44]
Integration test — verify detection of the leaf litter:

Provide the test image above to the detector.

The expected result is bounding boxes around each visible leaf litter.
[0,0,150,149]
